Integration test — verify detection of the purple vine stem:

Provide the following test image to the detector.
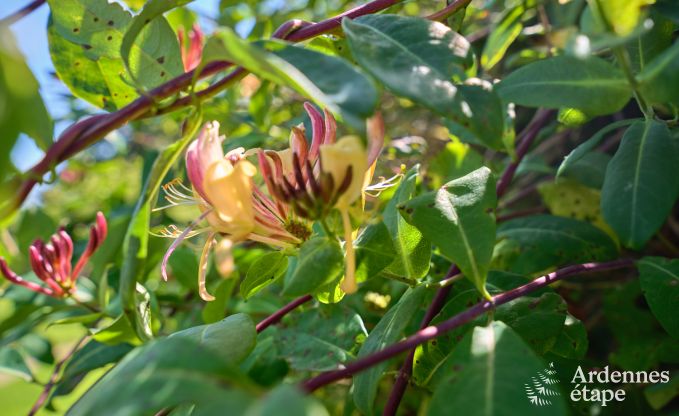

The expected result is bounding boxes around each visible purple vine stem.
[383,108,555,415]
[0,0,46,26]
[256,295,313,333]
[301,258,635,393]
[495,109,554,198]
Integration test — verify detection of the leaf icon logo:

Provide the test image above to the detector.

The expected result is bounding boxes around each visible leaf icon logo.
[525,362,561,406]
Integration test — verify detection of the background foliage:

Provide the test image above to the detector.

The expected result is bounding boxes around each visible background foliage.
[0,0,678,415]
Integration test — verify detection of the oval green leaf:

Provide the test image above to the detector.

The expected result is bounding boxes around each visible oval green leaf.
[203,28,377,129]
[601,120,679,249]
[427,322,568,416]
[241,252,288,300]
[637,257,679,339]
[282,237,343,296]
[497,55,631,116]
[399,167,496,298]
[342,15,505,150]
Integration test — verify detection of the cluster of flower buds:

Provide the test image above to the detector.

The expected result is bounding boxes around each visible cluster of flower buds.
[258,103,369,220]
[159,103,385,300]
[177,24,204,72]
[0,212,108,298]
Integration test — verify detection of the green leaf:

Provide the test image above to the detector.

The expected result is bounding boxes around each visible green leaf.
[66,337,253,416]
[427,322,568,416]
[427,139,484,189]
[550,315,589,359]
[48,21,136,110]
[637,257,679,339]
[494,292,568,354]
[354,221,396,282]
[120,112,202,339]
[413,273,567,387]
[556,118,638,179]
[604,280,679,370]
[204,28,377,129]
[595,0,654,36]
[497,55,631,116]
[241,252,288,300]
[494,215,618,275]
[47,0,183,109]
[92,314,144,346]
[282,237,343,296]
[343,14,474,84]
[47,312,104,329]
[343,16,506,149]
[353,286,425,414]
[601,120,679,249]
[626,13,674,73]
[481,5,524,70]
[0,347,33,381]
[18,334,54,364]
[120,0,189,89]
[167,246,200,291]
[637,40,679,105]
[400,167,496,297]
[0,27,52,166]
[275,307,366,371]
[53,341,133,397]
[644,374,679,410]
[170,313,257,363]
[202,277,237,324]
[383,166,431,280]
[245,384,329,416]
[538,181,614,236]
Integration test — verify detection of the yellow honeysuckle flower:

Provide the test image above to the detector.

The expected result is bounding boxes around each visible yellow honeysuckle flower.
[158,103,390,300]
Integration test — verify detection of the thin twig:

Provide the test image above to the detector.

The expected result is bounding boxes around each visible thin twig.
[256,295,313,333]
[28,335,89,416]
[496,109,554,198]
[383,265,458,415]
[425,0,472,22]
[496,206,547,223]
[301,258,635,393]
[0,0,45,26]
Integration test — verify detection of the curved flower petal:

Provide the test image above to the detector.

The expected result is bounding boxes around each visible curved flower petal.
[198,232,218,301]
[203,159,257,237]
[320,135,368,208]
[186,121,224,202]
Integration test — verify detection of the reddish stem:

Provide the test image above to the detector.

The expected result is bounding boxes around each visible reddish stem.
[0,0,45,26]
[495,109,554,199]
[426,0,472,22]
[301,258,635,393]
[383,267,458,415]
[28,335,89,416]
[256,294,313,333]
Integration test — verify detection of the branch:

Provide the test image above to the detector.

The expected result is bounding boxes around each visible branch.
[256,294,313,333]
[28,335,89,416]
[0,0,45,26]
[301,258,635,393]
[383,109,555,414]
[1,0,408,220]
[496,109,554,198]
[426,0,472,22]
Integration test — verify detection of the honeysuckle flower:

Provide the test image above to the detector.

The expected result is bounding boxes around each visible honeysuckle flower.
[160,122,305,301]
[178,24,204,72]
[0,212,107,298]
[159,103,386,300]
